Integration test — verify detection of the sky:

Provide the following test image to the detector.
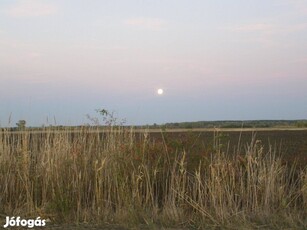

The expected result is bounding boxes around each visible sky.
[0,0,307,126]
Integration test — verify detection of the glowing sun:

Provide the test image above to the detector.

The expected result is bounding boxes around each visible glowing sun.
[157,88,164,95]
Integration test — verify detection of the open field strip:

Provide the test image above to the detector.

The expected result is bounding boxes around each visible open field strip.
[2,127,307,134]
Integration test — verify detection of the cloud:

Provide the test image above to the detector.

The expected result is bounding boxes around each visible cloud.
[230,23,273,32]
[283,23,307,33]
[28,52,43,59]
[225,23,279,46]
[228,22,307,38]
[123,18,166,30]
[5,0,57,18]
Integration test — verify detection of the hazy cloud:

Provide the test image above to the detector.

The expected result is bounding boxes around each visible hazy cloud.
[283,23,307,33]
[5,0,57,18]
[230,22,307,34]
[124,18,166,30]
[230,23,273,32]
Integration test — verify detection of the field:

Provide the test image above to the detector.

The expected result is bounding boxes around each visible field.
[0,127,307,229]
[148,128,307,168]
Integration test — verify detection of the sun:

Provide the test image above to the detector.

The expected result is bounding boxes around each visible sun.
[157,88,163,95]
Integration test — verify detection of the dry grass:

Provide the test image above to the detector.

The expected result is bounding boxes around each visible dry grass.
[0,127,306,229]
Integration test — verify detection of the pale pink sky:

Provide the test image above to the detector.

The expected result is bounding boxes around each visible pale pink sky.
[0,0,306,126]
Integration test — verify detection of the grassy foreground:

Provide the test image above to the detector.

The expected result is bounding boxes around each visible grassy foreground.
[0,127,307,229]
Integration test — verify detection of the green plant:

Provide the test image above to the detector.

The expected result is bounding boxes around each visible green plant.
[16,120,26,129]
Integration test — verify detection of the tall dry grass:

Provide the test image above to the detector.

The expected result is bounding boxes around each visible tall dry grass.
[0,127,306,228]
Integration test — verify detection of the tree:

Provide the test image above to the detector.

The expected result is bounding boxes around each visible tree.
[16,120,26,129]
[86,109,126,127]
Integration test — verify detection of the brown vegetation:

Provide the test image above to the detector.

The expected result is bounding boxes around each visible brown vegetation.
[0,127,306,229]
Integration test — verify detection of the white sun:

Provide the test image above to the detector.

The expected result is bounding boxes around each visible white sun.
[157,88,164,95]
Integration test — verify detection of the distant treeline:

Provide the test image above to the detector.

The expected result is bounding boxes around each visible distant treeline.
[161,120,307,129]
